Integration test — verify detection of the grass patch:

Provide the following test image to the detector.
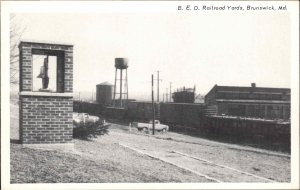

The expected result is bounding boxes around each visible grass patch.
[10,143,120,183]
[10,141,209,183]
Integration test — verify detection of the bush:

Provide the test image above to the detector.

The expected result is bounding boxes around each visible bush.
[73,121,109,140]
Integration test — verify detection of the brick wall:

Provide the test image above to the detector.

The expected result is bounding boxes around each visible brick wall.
[20,96,73,144]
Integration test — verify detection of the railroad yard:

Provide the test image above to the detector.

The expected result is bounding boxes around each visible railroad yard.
[10,102,290,183]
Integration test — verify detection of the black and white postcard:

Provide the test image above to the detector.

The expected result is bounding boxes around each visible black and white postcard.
[1,1,299,190]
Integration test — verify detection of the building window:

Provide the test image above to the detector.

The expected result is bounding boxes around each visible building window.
[239,93,248,99]
[272,94,281,100]
[228,104,245,116]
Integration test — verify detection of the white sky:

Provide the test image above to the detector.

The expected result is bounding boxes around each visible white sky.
[12,12,290,99]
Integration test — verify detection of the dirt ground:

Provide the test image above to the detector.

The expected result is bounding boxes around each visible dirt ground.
[10,103,290,183]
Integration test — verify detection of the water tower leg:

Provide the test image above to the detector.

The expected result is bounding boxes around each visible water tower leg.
[120,69,123,107]
[113,68,117,106]
[126,68,128,102]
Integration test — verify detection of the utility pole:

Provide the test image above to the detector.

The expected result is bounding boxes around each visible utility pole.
[169,82,172,102]
[166,88,168,102]
[157,70,160,102]
[151,74,155,135]
[162,93,164,102]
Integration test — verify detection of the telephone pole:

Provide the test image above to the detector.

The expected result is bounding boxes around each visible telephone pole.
[169,82,172,102]
[157,71,160,102]
[151,74,155,135]
[166,88,168,102]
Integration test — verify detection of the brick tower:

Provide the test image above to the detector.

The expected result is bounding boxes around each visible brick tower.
[19,41,73,144]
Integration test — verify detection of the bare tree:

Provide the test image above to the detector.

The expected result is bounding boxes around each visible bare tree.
[10,14,26,86]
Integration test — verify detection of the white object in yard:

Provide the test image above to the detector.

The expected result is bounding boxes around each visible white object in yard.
[73,113,100,124]
[131,120,169,132]
[129,122,132,131]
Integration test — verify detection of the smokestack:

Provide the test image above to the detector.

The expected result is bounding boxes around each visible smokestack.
[251,83,256,88]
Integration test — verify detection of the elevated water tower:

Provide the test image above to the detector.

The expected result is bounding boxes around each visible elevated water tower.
[112,58,128,107]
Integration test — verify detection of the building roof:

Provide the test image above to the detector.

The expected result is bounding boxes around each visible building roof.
[215,99,290,104]
[97,81,113,86]
[214,84,289,91]
[206,84,290,97]
[19,40,73,47]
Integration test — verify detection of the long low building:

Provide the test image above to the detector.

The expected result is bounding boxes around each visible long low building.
[205,83,290,120]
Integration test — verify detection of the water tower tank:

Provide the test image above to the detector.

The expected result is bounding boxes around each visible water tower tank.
[115,58,128,69]
[96,82,113,105]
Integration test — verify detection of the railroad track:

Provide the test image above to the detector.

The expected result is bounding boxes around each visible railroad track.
[119,143,277,183]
